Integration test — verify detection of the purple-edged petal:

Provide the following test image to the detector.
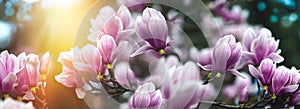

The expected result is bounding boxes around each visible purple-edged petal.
[227,69,245,79]
[280,85,299,94]
[197,63,213,71]
[267,53,284,63]
[213,40,231,72]
[117,5,131,29]
[251,34,268,62]
[1,73,17,93]
[243,28,256,51]
[148,13,168,42]
[130,45,153,57]
[226,42,242,69]
[136,16,152,39]
[248,65,264,82]
[259,59,275,85]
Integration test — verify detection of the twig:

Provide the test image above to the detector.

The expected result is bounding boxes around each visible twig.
[196,98,273,109]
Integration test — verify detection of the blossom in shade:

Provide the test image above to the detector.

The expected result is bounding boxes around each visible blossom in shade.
[114,62,139,88]
[240,28,283,67]
[128,82,162,109]
[88,5,134,42]
[248,59,276,87]
[190,47,212,68]
[208,0,248,23]
[197,35,244,78]
[223,73,255,104]
[289,89,300,106]
[131,8,171,57]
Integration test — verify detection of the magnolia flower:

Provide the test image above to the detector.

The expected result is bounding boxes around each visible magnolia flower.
[88,5,134,42]
[240,28,283,67]
[39,52,50,81]
[97,35,117,69]
[0,51,19,97]
[197,35,244,78]
[128,82,162,109]
[223,73,255,103]
[0,97,35,109]
[131,8,172,57]
[55,50,86,99]
[269,66,299,97]
[248,59,276,87]
[73,44,104,79]
[289,89,300,106]
[114,62,139,89]
[209,0,248,23]
[190,47,212,67]
[162,81,215,109]
[26,54,40,89]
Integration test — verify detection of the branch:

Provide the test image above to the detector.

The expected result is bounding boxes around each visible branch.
[196,98,273,109]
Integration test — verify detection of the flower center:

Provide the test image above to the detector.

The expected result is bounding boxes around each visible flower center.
[159,49,165,55]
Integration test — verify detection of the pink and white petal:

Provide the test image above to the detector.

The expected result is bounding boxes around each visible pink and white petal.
[117,5,131,29]
[75,88,86,99]
[248,65,263,80]
[149,14,168,41]
[104,16,123,39]
[23,91,35,100]
[55,72,76,88]
[267,53,284,63]
[1,73,17,93]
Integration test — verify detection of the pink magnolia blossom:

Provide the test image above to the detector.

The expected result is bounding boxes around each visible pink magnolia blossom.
[97,35,117,66]
[128,82,162,109]
[55,49,86,99]
[197,35,244,78]
[239,28,283,67]
[0,51,19,96]
[88,5,134,43]
[131,7,172,57]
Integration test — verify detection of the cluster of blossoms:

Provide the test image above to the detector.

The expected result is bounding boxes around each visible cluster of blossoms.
[55,0,300,109]
[0,50,50,100]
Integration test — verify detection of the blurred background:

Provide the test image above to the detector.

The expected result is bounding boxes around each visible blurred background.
[0,0,299,109]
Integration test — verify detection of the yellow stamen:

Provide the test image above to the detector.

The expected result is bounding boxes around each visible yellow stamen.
[3,94,9,99]
[41,74,47,81]
[17,96,23,101]
[263,86,268,90]
[107,64,112,70]
[271,94,276,100]
[207,73,212,79]
[287,97,290,102]
[216,72,222,78]
[239,104,245,107]
[159,49,165,55]
[31,87,36,94]
[97,73,103,80]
